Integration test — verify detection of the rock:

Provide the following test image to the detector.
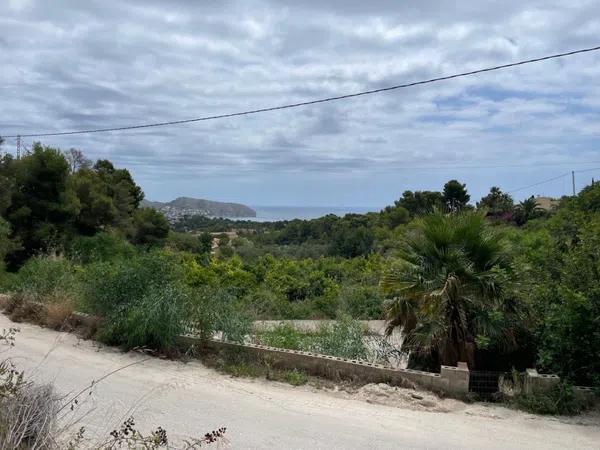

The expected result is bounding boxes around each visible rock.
[410,393,424,400]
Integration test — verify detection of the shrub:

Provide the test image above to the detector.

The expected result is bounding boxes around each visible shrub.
[0,383,59,449]
[312,316,368,360]
[338,284,383,319]
[187,286,253,344]
[516,383,587,415]
[256,324,306,350]
[96,285,188,352]
[281,369,309,386]
[1,328,59,449]
[12,255,78,303]
[66,232,136,264]
[80,250,182,316]
[44,297,75,330]
[81,251,190,351]
[256,317,369,360]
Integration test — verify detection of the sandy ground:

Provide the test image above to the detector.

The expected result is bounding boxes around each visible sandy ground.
[1,314,599,450]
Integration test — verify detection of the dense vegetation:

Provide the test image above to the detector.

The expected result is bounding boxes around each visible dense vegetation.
[0,141,598,390]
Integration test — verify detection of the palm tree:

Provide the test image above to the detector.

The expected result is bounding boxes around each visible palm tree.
[514,196,544,225]
[381,211,513,368]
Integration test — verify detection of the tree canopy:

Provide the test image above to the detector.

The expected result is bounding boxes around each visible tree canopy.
[443,179,470,211]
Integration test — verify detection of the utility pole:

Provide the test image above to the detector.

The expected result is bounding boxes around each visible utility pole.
[571,170,576,196]
[16,135,21,160]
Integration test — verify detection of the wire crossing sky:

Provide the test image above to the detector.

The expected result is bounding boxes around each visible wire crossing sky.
[1,1,600,206]
[3,45,600,138]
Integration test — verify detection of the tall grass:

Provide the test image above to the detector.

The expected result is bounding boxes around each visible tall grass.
[256,317,368,360]
[81,251,190,351]
[11,255,78,304]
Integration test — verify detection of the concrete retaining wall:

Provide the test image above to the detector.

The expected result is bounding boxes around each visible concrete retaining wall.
[178,335,470,397]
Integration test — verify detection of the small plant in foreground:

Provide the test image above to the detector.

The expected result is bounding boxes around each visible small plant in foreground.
[281,370,309,386]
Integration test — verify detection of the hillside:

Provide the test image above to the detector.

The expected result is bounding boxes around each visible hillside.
[142,196,256,221]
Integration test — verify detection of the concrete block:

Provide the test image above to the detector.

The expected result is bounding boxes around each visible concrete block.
[524,368,560,394]
[440,363,470,396]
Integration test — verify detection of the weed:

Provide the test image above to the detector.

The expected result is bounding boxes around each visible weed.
[515,383,587,415]
[44,297,75,330]
[282,370,309,386]
[311,316,368,360]
[256,323,307,350]
[224,361,264,378]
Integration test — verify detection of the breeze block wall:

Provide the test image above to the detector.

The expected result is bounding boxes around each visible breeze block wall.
[178,335,471,397]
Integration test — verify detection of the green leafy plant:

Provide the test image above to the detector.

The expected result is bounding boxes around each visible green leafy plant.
[311,316,368,360]
[516,383,587,415]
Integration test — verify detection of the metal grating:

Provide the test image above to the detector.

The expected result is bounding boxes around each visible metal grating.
[469,371,505,400]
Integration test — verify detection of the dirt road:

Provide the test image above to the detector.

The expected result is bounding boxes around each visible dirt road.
[1,314,598,449]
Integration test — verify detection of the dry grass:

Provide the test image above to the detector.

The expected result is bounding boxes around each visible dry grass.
[6,294,46,325]
[43,298,74,331]
[0,381,59,450]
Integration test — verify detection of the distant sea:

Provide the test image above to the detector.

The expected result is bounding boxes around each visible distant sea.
[234,206,380,222]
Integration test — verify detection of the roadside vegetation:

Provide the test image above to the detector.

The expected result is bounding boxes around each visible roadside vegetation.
[0,141,599,404]
[0,327,226,448]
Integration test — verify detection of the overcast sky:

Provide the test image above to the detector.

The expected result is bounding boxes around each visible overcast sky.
[1,0,600,207]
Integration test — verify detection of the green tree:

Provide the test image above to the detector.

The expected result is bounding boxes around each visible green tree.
[395,190,444,217]
[68,167,117,234]
[477,186,514,217]
[5,143,78,266]
[0,154,16,215]
[514,196,544,225]
[93,160,144,226]
[129,208,170,246]
[443,179,470,212]
[381,211,513,368]
[0,217,18,267]
[576,181,600,212]
[515,187,600,386]
[329,217,374,258]
[379,204,410,229]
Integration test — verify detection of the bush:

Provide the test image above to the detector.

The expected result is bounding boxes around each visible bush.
[1,328,59,449]
[256,317,368,360]
[44,298,75,330]
[80,251,182,316]
[280,369,309,386]
[256,324,307,350]
[338,284,383,319]
[0,383,59,449]
[67,232,136,264]
[516,383,587,415]
[81,251,190,351]
[188,287,252,344]
[312,316,368,360]
[97,285,188,351]
[12,255,78,303]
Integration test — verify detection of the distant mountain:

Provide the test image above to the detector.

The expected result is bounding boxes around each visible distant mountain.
[142,196,256,221]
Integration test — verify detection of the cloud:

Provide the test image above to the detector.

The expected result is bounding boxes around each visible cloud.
[1,0,599,205]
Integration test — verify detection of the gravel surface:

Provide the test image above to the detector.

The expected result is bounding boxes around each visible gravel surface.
[1,313,598,449]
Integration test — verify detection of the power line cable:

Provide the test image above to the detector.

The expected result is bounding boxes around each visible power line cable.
[574,166,600,174]
[506,167,600,195]
[389,160,600,171]
[507,172,571,194]
[3,44,600,139]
